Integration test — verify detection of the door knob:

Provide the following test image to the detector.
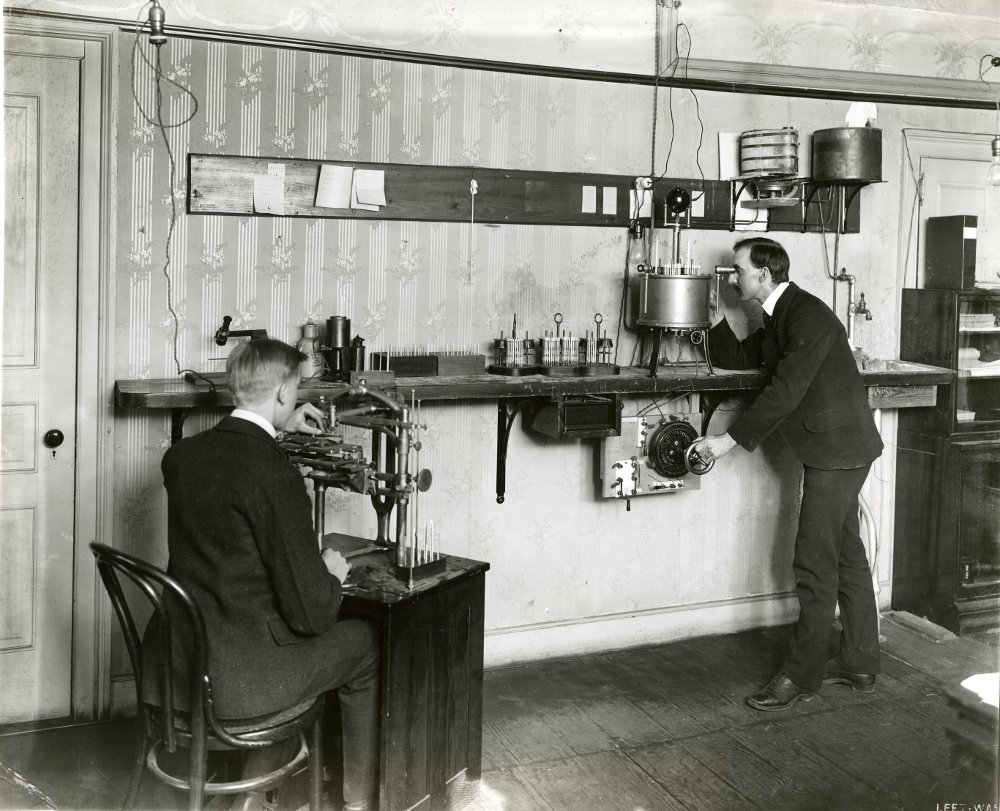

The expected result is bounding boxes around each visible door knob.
[43,429,65,448]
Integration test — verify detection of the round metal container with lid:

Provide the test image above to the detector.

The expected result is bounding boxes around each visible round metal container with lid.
[811,127,882,182]
[739,127,799,178]
[638,274,712,331]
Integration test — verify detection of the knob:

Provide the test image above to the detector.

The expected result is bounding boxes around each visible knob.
[43,429,65,449]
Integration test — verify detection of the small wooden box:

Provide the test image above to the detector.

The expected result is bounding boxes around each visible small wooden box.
[435,354,486,375]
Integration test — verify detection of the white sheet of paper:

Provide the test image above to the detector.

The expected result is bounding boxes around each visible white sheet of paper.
[718,132,741,180]
[582,185,597,214]
[315,164,354,208]
[602,186,617,216]
[267,163,285,178]
[354,169,387,206]
[629,189,652,219]
[350,180,380,212]
[734,185,768,231]
[253,175,285,215]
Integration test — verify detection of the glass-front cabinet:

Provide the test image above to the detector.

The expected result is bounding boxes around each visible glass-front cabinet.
[895,288,1000,641]
[900,288,1000,435]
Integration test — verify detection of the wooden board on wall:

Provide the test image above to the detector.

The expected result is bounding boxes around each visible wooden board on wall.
[186,153,859,232]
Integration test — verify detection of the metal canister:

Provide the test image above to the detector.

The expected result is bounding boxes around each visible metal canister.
[811,127,882,182]
[637,274,712,331]
[739,128,799,178]
[350,335,365,372]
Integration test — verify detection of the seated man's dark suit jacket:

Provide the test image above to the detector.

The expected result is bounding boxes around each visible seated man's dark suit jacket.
[708,281,882,468]
[142,416,347,719]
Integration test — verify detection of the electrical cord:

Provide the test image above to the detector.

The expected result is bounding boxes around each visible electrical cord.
[130,3,199,379]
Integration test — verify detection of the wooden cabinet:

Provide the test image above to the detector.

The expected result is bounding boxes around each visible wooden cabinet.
[325,534,488,811]
[895,289,1000,639]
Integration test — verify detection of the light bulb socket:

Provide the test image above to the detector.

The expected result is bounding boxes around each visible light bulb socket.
[148,1,167,47]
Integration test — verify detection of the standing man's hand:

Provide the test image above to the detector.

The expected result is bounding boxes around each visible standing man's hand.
[286,402,326,435]
[691,433,738,463]
[321,548,351,582]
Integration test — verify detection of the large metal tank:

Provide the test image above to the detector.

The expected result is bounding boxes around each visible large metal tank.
[637,274,712,331]
[811,127,882,182]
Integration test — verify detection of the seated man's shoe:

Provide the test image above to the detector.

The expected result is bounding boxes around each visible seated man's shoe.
[746,673,815,711]
[821,658,876,693]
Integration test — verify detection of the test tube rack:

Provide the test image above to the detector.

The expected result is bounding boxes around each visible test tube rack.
[488,313,620,376]
[370,347,486,376]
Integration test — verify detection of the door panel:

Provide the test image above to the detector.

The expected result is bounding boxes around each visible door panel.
[1,51,80,724]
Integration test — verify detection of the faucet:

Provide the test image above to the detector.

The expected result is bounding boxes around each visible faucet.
[838,269,873,347]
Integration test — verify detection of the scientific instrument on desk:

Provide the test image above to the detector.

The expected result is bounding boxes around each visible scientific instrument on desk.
[600,412,714,511]
[488,313,619,376]
[278,384,444,585]
[630,187,715,379]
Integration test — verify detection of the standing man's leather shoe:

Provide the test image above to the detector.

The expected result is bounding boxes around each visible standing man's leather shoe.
[821,658,876,693]
[746,673,815,711]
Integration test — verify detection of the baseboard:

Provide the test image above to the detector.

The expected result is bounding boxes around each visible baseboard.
[483,593,799,668]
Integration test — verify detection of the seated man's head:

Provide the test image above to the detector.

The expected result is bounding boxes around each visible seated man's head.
[226,339,306,429]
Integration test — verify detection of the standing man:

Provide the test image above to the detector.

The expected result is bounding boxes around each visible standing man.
[142,339,378,811]
[692,237,883,711]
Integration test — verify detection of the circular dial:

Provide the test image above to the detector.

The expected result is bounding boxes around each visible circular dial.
[646,420,698,478]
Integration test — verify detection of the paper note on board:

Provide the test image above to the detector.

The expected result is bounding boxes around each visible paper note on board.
[253,175,285,215]
[315,164,354,208]
[582,185,597,214]
[629,189,652,219]
[267,163,285,178]
[602,186,617,216]
[354,169,387,206]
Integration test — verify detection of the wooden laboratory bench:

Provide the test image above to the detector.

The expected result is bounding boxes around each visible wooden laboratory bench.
[115,360,953,411]
[324,533,489,811]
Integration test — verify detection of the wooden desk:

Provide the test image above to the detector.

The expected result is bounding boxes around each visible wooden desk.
[325,534,489,811]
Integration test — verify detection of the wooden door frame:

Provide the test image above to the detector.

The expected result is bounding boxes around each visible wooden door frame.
[4,18,117,722]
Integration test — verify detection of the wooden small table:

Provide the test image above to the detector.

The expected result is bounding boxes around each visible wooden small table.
[325,533,489,811]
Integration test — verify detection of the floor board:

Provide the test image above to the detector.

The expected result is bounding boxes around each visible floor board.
[1,622,996,810]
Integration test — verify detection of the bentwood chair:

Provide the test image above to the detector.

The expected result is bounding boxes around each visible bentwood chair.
[90,542,324,811]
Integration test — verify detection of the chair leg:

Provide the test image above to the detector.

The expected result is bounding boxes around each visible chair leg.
[309,721,323,811]
[123,722,147,810]
[189,735,208,811]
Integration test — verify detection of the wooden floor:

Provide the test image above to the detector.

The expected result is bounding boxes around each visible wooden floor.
[1,613,997,810]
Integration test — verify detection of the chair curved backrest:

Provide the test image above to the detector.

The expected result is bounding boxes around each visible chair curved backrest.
[90,542,241,749]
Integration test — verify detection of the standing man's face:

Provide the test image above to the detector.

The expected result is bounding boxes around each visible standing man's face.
[730,246,768,303]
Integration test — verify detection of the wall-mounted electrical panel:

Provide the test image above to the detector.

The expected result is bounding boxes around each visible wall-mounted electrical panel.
[600,412,702,501]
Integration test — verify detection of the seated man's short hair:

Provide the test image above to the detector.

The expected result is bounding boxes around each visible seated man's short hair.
[226,339,306,406]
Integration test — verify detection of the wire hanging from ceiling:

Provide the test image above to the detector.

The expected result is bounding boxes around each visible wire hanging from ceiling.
[130,1,201,380]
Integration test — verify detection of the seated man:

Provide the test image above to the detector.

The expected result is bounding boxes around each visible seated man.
[142,338,378,811]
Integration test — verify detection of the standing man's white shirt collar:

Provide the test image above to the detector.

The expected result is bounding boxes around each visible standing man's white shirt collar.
[762,282,790,316]
[230,408,277,438]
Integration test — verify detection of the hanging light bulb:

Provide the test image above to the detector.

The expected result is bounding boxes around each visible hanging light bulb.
[988,135,1000,186]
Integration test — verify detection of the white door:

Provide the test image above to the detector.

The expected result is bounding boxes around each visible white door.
[918,156,1000,286]
[1,48,81,724]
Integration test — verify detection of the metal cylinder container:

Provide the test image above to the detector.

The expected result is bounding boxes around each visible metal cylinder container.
[326,316,351,348]
[637,274,712,330]
[739,128,799,178]
[811,127,882,182]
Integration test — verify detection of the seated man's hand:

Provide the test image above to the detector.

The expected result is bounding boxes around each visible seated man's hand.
[286,402,326,435]
[321,548,351,582]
